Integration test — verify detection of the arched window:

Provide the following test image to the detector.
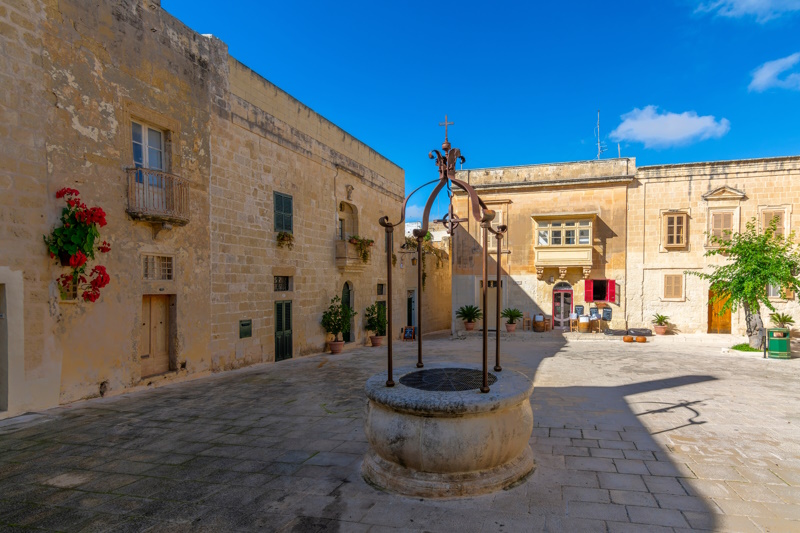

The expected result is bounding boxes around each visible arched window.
[338,201,359,240]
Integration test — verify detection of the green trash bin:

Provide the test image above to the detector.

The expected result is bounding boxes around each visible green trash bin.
[767,328,791,359]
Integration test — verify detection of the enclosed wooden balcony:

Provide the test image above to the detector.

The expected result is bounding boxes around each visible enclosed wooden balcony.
[126,168,190,226]
[335,240,369,272]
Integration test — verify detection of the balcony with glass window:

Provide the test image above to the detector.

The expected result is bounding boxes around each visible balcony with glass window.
[533,216,595,277]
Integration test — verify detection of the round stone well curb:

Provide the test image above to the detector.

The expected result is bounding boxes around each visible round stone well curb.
[362,362,535,498]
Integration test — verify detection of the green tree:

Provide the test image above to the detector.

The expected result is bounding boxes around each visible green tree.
[688,217,800,348]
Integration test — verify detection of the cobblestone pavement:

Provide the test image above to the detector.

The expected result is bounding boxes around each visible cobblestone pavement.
[1,332,799,532]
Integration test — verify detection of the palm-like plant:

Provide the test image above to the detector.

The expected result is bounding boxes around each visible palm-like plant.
[500,308,523,324]
[652,313,669,326]
[455,305,483,323]
[770,312,795,329]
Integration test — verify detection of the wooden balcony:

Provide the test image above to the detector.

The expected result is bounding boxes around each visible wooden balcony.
[126,168,190,226]
[335,240,369,272]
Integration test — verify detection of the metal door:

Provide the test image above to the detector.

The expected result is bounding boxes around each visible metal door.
[552,290,573,329]
[275,301,292,361]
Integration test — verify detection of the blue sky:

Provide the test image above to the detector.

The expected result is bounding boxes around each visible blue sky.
[165,0,800,220]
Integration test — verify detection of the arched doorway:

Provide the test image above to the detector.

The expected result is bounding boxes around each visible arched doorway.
[342,281,354,342]
[552,282,573,330]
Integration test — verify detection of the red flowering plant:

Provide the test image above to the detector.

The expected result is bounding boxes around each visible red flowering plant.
[43,188,111,301]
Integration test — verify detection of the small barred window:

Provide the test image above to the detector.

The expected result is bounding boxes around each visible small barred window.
[274,276,291,292]
[142,255,173,281]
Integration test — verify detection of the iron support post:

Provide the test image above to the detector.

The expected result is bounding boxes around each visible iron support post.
[494,232,503,372]
[416,236,424,368]
[481,225,489,393]
[385,228,395,386]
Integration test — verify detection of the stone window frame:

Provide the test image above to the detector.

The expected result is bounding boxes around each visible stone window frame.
[142,254,175,281]
[705,207,740,248]
[758,204,791,237]
[274,275,293,292]
[122,101,179,173]
[662,273,685,302]
[483,199,511,253]
[662,211,689,250]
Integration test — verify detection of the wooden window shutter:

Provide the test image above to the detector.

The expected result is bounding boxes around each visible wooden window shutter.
[606,280,615,303]
[664,213,687,247]
[664,274,683,299]
[762,210,784,236]
[711,212,732,239]
[585,279,594,302]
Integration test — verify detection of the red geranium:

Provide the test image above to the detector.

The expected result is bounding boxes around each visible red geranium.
[69,251,87,269]
[45,187,111,303]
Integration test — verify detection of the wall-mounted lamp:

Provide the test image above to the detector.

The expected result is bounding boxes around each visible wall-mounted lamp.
[548,276,555,283]
[412,257,417,266]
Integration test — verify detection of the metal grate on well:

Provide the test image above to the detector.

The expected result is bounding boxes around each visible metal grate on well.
[399,368,497,392]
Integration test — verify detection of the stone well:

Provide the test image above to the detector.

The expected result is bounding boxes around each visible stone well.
[362,362,535,498]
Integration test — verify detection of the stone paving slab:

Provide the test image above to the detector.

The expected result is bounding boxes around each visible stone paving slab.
[0,332,799,532]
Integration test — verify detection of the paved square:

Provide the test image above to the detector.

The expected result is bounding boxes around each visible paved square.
[1,333,799,532]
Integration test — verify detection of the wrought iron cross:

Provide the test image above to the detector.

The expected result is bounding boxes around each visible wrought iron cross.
[439,115,454,141]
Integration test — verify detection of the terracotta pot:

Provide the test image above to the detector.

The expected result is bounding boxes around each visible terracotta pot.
[623,335,634,343]
[58,252,71,267]
[636,336,647,343]
[505,323,517,333]
[464,321,475,331]
[654,325,668,335]
[328,340,344,354]
[370,335,385,347]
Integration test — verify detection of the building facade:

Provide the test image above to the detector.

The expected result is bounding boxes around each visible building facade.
[452,156,800,335]
[0,0,449,418]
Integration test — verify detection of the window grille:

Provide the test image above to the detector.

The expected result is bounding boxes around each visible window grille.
[142,255,173,281]
[274,276,291,292]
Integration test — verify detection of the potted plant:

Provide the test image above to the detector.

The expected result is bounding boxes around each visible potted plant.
[276,231,294,250]
[348,235,374,263]
[652,313,669,335]
[43,188,111,302]
[321,296,357,354]
[501,308,523,332]
[364,303,387,347]
[456,305,483,331]
[770,312,794,337]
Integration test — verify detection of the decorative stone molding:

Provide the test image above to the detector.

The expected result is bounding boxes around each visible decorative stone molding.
[536,267,544,280]
[558,267,567,279]
[582,266,591,279]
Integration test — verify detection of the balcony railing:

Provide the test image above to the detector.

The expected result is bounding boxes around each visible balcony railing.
[126,168,190,225]
[335,239,369,272]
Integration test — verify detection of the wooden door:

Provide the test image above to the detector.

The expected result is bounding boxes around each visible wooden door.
[275,301,292,361]
[342,283,352,342]
[708,290,731,334]
[141,295,170,377]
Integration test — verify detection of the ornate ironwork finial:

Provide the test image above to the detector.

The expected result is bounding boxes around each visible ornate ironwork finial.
[439,114,454,151]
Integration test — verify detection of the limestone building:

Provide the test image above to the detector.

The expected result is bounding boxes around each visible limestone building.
[452,159,632,331]
[452,156,800,335]
[0,0,449,418]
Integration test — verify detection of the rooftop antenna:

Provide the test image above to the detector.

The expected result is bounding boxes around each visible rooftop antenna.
[595,110,607,159]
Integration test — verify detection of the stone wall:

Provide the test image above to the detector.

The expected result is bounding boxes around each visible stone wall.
[628,157,800,334]
[0,0,441,417]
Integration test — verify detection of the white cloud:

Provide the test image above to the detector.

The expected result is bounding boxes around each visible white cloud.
[749,52,800,91]
[610,106,731,148]
[696,0,800,22]
[405,204,424,221]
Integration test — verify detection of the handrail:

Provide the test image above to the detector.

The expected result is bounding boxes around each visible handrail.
[125,167,190,225]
